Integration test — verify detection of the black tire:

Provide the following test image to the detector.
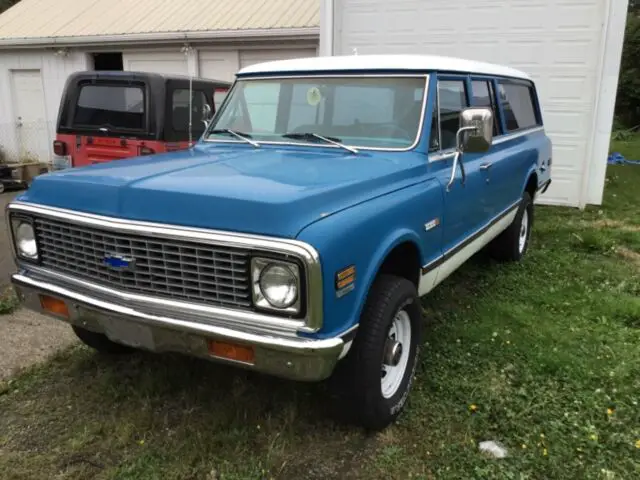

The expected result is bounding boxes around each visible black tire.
[490,191,533,262]
[332,275,423,431]
[72,325,135,354]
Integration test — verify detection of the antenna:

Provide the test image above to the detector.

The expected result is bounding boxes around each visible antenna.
[181,43,194,147]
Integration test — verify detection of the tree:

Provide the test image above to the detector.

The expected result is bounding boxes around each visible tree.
[0,0,20,14]
[615,6,640,127]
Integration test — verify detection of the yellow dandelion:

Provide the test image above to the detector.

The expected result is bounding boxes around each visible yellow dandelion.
[540,433,545,439]
[590,434,598,441]
[543,448,548,456]
[635,439,640,449]
[138,440,145,446]
[521,444,527,449]
[469,404,478,412]
[607,408,614,415]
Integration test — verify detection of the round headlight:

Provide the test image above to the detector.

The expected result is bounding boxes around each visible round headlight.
[16,221,38,259]
[259,264,298,309]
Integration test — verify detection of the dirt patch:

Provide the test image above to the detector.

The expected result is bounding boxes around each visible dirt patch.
[616,246,640,267]
[592,219,640,233]
[0,308,77,381]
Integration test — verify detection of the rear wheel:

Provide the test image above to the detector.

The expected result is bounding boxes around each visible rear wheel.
[72,325,134,354]
[333,275,423,431]
[490,191,533,262]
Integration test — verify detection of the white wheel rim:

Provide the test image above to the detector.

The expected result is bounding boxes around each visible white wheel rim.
[519,209,529,253]
[381,309,412,399]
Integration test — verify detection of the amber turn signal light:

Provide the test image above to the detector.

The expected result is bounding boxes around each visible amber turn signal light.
[40,295,70,318]
[208,340,255,364]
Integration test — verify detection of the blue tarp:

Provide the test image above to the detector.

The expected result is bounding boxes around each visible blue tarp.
[607,152,640,165]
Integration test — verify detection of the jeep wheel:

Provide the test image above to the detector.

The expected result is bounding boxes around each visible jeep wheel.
[490,191,533,262]
[334,275,423,431]
[72,325,134,354]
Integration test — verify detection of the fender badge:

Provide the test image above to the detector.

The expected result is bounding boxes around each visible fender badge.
[424,218,440,232]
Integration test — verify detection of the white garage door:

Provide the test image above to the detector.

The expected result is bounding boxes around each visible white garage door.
[333,0,609,207]
[123,51,188,76]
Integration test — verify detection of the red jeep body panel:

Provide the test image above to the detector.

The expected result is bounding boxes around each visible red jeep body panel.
[54,71,230,169]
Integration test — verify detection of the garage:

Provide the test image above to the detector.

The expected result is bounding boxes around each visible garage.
[0,0,319,166]
[320,0,628,207]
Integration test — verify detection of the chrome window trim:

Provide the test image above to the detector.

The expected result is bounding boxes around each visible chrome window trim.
[7,201,324,334]
[428,126,545,162]
[492,126,544,145]
[202,73,431,153]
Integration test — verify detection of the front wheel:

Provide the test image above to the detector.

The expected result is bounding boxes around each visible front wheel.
[333,275,423,431]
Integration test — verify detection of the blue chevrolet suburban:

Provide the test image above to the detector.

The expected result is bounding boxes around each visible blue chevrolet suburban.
[6,54,552,430]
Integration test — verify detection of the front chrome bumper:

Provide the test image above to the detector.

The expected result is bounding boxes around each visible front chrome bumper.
[11,272,344,382]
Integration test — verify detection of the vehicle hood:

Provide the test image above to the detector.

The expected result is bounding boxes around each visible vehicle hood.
[19,144,426,238]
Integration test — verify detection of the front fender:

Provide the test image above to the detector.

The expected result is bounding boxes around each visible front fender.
[296,178,444,339]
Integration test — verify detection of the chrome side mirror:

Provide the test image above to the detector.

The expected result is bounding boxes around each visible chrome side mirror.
[459,107,494,153]
[447,107,494,192]
[202,103,213,128]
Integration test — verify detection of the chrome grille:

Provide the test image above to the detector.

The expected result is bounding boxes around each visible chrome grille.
[33,217,251,309]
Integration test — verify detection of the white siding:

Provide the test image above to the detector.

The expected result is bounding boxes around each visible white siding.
[0,50,88,163]
[331,0,622,207]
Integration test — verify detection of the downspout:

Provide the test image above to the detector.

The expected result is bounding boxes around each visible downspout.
[319,0,335,56]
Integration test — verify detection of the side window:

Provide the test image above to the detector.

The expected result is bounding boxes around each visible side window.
[438,80,468,151]
[471,80,500,136]
[497,82,540,132]
[172,89,208,133]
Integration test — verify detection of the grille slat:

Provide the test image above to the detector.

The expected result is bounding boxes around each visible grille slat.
[34,217,252,309]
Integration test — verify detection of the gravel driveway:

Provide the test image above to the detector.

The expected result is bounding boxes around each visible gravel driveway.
[0,190,77,381]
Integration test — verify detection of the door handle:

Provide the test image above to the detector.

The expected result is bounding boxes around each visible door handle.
[480,162,492,170]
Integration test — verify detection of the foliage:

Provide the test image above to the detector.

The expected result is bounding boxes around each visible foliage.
[0,0,19,14]
[615,12,640,128]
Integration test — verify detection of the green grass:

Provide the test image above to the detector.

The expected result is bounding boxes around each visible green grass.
[0,286,18,314]
[1,147,640,479]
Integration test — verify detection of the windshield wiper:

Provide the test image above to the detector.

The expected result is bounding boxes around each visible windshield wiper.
[282,132,358,154]
[209,129,260,147]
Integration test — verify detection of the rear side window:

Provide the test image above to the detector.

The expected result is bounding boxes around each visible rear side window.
[497,82,540,132]
[471,80,500,136]
[73,84,144,130]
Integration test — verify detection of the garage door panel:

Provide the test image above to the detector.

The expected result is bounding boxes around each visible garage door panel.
[123,52,187,76]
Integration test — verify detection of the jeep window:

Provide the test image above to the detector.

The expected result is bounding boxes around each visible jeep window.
[73,84,145,131]
[471,80,500,136]
[497,82,540,132]
[437,80,468,150]
[207,77,426,149]
[172,89,208,134]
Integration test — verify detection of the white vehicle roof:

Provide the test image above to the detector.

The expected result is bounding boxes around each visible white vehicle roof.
[238,54,532,81]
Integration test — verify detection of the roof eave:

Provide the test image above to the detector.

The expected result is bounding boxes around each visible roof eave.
[0,26,319,49]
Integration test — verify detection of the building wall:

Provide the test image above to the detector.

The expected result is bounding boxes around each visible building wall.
[0,41,319,165]
[0,49,89,163]
[328,0,628,207]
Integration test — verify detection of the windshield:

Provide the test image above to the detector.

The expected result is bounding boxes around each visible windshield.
[205,76,427,149]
